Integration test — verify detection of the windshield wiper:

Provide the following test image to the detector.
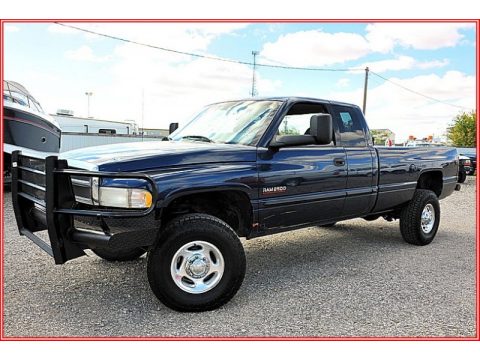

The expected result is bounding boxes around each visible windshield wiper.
[179,135,214,143]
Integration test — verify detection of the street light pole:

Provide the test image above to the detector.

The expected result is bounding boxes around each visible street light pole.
[85,91,93,118]
[251,51,259,97]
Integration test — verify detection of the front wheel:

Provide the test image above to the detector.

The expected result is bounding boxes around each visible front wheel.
[458,171,467,183]
[399,189,440,246]
[147,213,246,312]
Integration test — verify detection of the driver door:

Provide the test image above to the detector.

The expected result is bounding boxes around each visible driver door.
[257,102,347,232]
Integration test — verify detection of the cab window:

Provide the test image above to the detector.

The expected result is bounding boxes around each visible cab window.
[332,105,366,147]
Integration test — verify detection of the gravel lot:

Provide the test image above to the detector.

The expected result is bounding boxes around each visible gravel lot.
[3,178,477,338]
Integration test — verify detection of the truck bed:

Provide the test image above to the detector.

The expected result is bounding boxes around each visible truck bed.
[373,146,458,212]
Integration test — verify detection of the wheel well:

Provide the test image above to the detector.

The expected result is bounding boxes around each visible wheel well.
[416,171,442,197]
[162,191,253,237]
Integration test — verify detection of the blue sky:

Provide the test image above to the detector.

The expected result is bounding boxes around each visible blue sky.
[4,22,476,142]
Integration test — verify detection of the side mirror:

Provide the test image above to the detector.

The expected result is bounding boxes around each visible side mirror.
[310,114,332,145]
[169,122,179,134]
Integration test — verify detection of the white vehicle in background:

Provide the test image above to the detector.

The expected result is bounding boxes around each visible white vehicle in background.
[53,109,138,135]
[405,140,432,147]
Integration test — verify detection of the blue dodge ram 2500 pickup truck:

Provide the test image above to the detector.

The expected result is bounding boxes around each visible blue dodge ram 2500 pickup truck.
[11,97,460,311]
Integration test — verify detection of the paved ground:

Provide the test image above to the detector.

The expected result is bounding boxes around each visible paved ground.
[3,178,477,338]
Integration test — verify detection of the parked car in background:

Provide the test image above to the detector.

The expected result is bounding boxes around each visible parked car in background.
[458,155,471,183]
[457,147,476,175]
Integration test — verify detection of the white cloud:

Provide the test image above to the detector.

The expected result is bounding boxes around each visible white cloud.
[365,23,475,52]
[417,59,450,69]
[355,56,449,73]
[5,25,20,32]
[360,56,416,72]
[258,23,473,68]
[101,48,280,126]
[65,45,111,62]
[260,30,370,67]
[336,78,350,88]
[328,71,475,142]
[48,23,275,125]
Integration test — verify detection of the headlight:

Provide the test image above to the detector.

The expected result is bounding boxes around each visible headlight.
[74,177,153,209]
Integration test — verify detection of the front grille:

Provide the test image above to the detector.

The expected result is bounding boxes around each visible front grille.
[71,175,93,204]
[16,155,46,207]
[20,169,46,187]
[18,156,46,172]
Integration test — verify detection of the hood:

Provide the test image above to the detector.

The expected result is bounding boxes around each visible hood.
[60,140,257,171]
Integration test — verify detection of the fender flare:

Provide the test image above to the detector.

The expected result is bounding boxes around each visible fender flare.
[157,183,254,209]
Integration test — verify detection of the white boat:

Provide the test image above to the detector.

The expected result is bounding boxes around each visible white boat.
[3,80,61,184]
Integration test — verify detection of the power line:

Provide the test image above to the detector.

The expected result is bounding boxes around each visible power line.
[54,22,363,72]
[370,71,470,110]
[55,22,473,110]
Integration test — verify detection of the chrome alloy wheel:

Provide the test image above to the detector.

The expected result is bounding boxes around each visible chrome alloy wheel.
[170,241,225,294]
[420,203,435,234]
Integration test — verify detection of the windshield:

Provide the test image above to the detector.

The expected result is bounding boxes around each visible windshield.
[171,100,282,146]
[3,80,45,114]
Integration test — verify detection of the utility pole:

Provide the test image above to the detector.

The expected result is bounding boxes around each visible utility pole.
[362,67,369,115]
[251,51,259,97]
[85,91,93,118]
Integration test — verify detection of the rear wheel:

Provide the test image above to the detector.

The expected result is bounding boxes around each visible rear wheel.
[147,213,246,312]
[458,171,467,183]
[400,189,440,246]
[92,247,146,262]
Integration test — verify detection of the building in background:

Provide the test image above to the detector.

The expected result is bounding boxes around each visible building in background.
[53,109,139,135]
[139,128,170,137]
[52,110,167,152]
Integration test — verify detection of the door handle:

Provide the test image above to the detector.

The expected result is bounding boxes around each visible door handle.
[333,158,345,166]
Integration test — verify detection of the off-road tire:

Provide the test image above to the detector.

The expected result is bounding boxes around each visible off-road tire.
[400,189,440,246]
[92,247,146,262]
[147,213,246,312]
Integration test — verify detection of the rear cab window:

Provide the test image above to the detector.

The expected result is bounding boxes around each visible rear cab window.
[331,104,368,147]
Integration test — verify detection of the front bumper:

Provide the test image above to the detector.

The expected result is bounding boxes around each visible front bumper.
[11,151,159,264]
